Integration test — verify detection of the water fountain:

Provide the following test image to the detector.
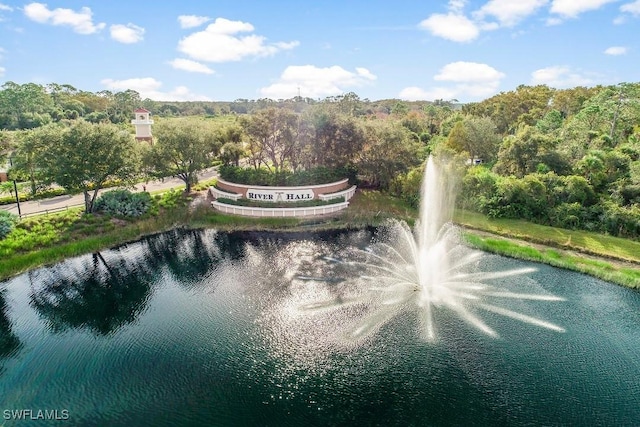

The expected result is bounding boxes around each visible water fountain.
[297,156,565,341]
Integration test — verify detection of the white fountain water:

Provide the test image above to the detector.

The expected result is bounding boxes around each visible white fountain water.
[296,155,565,342]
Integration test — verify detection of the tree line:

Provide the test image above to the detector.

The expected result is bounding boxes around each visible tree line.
[0,81,445,130]
[394,83,640,239]
[1,80,640,239]
[0,99,426,213]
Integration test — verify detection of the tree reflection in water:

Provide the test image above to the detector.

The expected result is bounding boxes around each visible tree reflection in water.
[28,228,229,336]
[144,228,226,286]
[29,251,155,336]
[0,291,22,374]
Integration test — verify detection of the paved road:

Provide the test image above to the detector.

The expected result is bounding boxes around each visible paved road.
[0,168,218,217]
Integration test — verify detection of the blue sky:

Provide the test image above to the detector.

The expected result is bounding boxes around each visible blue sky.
[0,0,638,102]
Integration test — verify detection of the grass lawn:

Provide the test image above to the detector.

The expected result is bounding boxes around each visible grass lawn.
[463,234,640,289]
[336,189,417,227]
[454,209,640,264]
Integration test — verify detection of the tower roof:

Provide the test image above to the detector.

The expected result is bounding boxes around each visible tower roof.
[134,108,150,113]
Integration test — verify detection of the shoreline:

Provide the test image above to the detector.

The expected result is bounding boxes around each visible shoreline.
[1,192,639,289]
[2,218,639,289]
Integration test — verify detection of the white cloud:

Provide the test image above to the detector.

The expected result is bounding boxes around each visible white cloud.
[100,77,211,101]
[531,66,594,88]
[110,23,144,44]
[418,13,479,42]
[621,0,640,15]
[419,0,546,42]
[102,77,161,91]
[448,0,468,13]
[474,0,548,26]
[0,2,12,21]
[274,41,300,50]
[604,46,628,55]
[0,66,5,77]
[178,15,211,29]
[259,65,376,99]
[23,2,105,34]
[399,86,458,101]
[435,61,505,83]
[169,58,215,74]
[550,0,618,17]
[400,61,505,101]
[545,17,564,25]
[178,17,299,62]
[355,67,376,81]
[613,15,627,24]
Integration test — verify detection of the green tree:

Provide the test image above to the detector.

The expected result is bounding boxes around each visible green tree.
[575,149,631,191]
[43,121,140,213]
[391,101,409,117]
[304,108,364,170]
[325,92,366,116]
[564,83,640,154]
[574,152,607,190]
[535,109,564,134]
[218,124,244,166]
[97,89,142,124]
[12,125,63,195]
[463,85,554,135]
[0,130,15,164]
[75,90,110,114]
[240,108,299,173]
[47,83,86,119]
[0,82,54,129]
[357,121,421,189]
[493,126,568,177]
[550,86,599,118]
[144,118,221,193]
[423,104,451,136]
[446,116,501,163]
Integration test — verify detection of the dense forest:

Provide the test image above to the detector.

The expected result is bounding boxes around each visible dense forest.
[0,81,639,238]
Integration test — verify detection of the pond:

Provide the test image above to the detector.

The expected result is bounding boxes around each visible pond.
[1,228,639,426]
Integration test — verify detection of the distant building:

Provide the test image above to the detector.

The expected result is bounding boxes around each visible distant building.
[131,108,153,143]
[465,158,484,166]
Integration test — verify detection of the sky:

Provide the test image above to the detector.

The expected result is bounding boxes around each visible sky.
[0,0,638,102]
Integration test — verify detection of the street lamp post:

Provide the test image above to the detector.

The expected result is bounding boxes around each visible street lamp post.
[8,156,21,217]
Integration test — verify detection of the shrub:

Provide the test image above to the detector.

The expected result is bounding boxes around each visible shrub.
[155,189,191,209]
[0,210,18,240]
[0,193,29,205]
[219,165,355,186]
[593,201,640,238]
[548,202,584,229]
[391,165,424,209]
[94,190,152,217]
[621,184,640,205]
[0,187,68,206]
[192,178,218,192]
[460,166,499,213]
[485,176,549,220]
